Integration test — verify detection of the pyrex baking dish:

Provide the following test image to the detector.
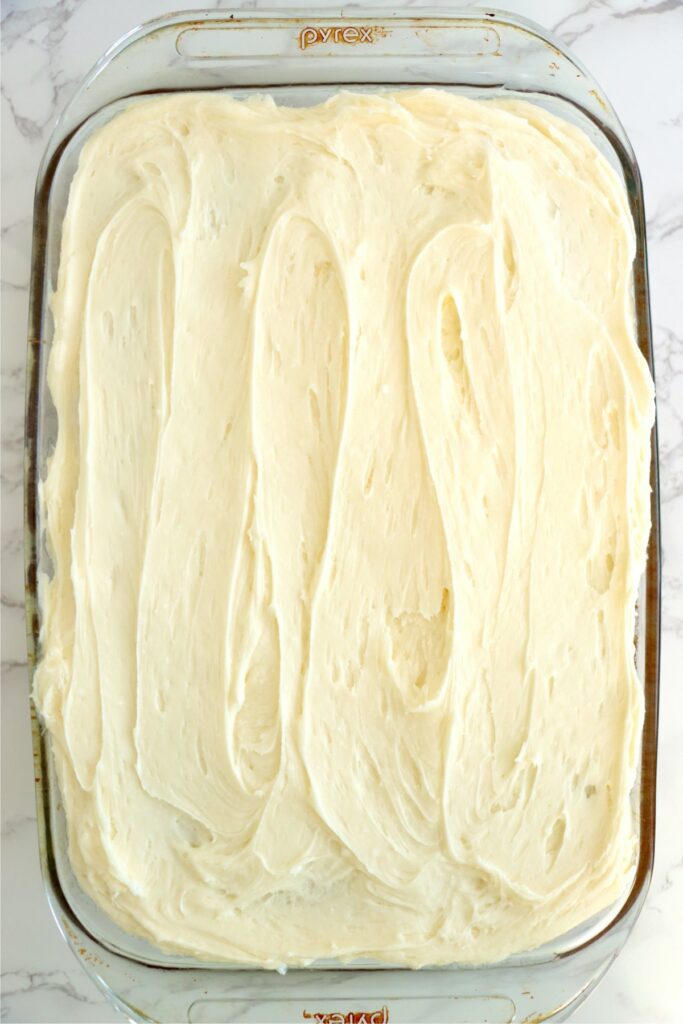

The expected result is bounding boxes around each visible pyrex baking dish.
[24,7,660,1022]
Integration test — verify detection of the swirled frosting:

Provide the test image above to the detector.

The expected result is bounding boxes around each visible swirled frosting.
[35,90,654,966]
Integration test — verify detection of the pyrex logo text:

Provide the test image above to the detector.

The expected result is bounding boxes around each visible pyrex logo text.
[299,26,377,50]
[302,1007,389,1024]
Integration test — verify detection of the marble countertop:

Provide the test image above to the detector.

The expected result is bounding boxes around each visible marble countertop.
[1,0,682,1021]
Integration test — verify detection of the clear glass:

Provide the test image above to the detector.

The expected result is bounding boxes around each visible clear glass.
[25,8,661,1022]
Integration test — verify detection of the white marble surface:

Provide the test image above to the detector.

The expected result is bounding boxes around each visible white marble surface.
[1,0,682,1021]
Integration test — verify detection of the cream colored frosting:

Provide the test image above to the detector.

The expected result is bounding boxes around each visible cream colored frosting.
[35,90,654,967]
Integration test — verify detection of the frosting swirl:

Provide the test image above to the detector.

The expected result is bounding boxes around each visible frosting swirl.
[35,90,654,966]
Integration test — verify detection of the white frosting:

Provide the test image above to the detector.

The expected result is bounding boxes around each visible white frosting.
[35,90,654,966]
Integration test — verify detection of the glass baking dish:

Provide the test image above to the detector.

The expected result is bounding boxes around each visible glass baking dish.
[24,7,660,1022]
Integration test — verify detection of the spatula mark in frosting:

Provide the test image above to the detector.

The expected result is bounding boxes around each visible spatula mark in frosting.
[65,203,174,792]
[248,212,350,872]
